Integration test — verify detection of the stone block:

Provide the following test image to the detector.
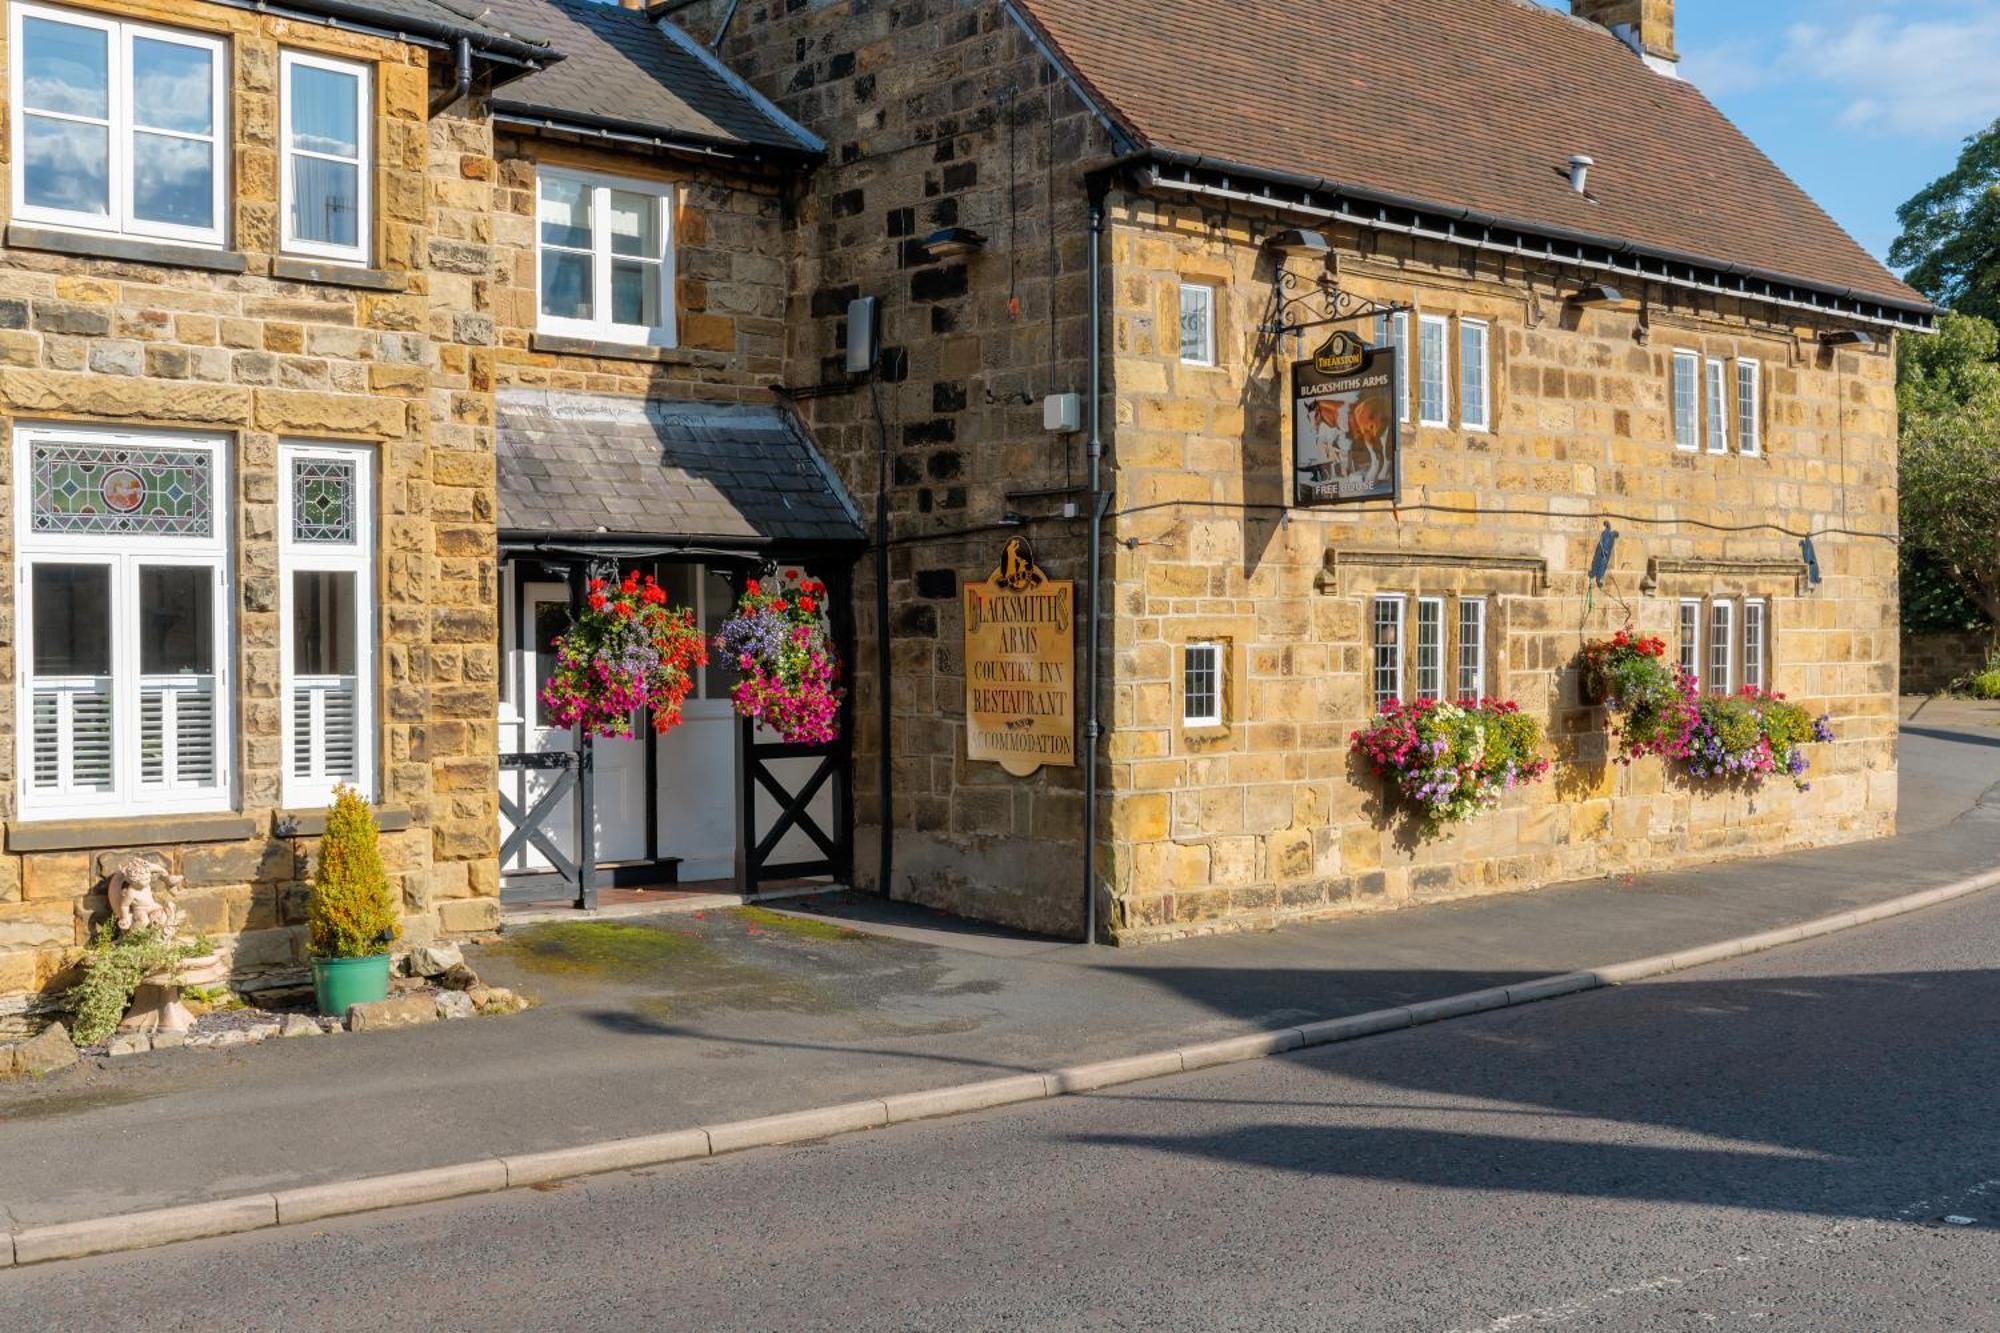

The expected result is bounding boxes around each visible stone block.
[345,993,438,1032]
[23,852,93,902]
[6,1022,79,1077]
[435,897,500,934]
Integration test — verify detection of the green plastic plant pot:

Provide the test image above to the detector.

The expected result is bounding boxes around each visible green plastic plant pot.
[312,953,393,1018]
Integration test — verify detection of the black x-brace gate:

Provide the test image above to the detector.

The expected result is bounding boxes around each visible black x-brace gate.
[498,748,594,908]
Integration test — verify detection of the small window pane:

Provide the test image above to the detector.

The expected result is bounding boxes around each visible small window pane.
[1458,323,1489,429]
[292,456,357,544]
[539,178,592,249]
[1737,361,1760,455]
[1673,354,1699,450]
[541,251,592,321]
[1372,597,1403,708]
[1458,599,1486,699]
[1709,603,1733,695]
[291,156,360,248]
[131,132,214,229]
[139,566,214,675]
[611,260,660,328]
[1415,599,1443,701]
[1705,360,1728,453]
[32,565,111,676]
[701,568,740,700]
[22,18,109,118]
[294,570,357,676]
[608,190,658,257]
[289,62,359,158]
[1419,319,1449,425]
[22,116,110,216]
[1743,601,1767,691]
[1183,643,1221,725]
[1678,601,1701,680]
[533,598,569,727]
[1179,284,1213,364]
[131,37,213,134]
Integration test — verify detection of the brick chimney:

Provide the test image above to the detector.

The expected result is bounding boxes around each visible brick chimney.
[1572,0,1678,73]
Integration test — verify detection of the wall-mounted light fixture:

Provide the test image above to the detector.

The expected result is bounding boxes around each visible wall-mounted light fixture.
[1588,521,1619,586]
[1263,227,1331,258]
[1800,536,1823,588]
[1568,283,1626,308]
[1820,329,1876,349]
[922,227,987,260]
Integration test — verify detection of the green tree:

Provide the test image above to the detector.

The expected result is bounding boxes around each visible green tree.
[1898,311,2000,627]
[1891,120,2000,322]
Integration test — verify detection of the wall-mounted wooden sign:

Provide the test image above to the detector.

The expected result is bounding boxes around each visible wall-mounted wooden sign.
[1293,329,1400,506]
[964,537,1075,776]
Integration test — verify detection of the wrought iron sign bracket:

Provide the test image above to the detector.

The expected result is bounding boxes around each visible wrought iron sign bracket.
[1260,269,1413,337]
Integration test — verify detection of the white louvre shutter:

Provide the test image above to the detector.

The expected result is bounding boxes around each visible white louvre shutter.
[33,683,114,793]
[140,679,216,788]
[294,677,359,784]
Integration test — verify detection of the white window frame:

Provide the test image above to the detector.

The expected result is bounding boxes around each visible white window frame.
[1372,595,1406,708]
[1414,597,1445,701]
[279,441,376,807]
[1458,318,1491,432]
[1705,358,1729,454]
[13,423,232,818]
[535,167,677,347]
[1708,599,1735,695]
[1178,282,1216,367]
[1672,350,1700,451]
[1181,641,1223,727]
[1736,358,1761,457]
[8,3,228,247]
[279,49,371,266]
[1418,315,1450,428]
[1457,597,1487,700]
[1742,598,1767,692]
[1678,598,1702,681]
[1375,311,1411,423]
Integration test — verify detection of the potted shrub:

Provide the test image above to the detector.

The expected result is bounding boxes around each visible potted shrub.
[1349,697,1551,830]
[1579,629,1698,764]
[307,785,402,1017]
[541,569,706,739]
[714,570,843,744]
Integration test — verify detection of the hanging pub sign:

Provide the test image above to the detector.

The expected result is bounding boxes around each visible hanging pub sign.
[963,537,1076,776]
[1292,329,1400,506]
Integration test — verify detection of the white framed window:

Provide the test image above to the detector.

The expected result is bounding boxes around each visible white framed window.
[1375,310,1411,422]
[1178,282,1215,366]
[1678,598,1702,681]
[280,442,376,807]
[1182,641,1222,727]
[1672,350,1700,451]
[9,4,227,248]
[1458,319,1491,432]
[1372,595,1405,708]
[1736,358,1761,456]
[14,424,231,817]
[536,168,676,347]
[280,50,370,265]
[1418,315,1450,427]
[1742,599,1767,691]
[1414,597,1445,701]
[1708,600,1734,695]
[1705,358,1729,454]
[1458,598,1487,700]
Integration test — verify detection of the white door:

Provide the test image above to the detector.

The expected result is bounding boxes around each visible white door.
[655,567,739,882]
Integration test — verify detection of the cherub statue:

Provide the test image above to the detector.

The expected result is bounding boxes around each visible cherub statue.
[107,856,185,936]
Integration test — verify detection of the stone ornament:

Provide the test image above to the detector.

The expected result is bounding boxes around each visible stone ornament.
[105,856,226,1036]
[107,856,186,935]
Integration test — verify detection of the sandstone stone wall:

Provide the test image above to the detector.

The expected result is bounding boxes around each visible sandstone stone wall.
[1101,193,1902,940]
[714,0,1114,935]
[0,3,501,1007]
[1901,629,1996,694]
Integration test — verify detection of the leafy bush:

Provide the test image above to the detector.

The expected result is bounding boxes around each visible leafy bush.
[1684,689,1835,791]
[1350,698,1551,828]
[307,786,401,960]
[1580,630,1696,762]
[1965,649,2000,700]
[69,923,206,1047]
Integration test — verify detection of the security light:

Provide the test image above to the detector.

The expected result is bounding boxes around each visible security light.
[1264,228,1331,257]
[921,227,987,259]
[1820,329,1876,348]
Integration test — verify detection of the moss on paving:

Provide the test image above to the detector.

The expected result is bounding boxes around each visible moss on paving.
[733,906,866,941]
[498,920,717,979]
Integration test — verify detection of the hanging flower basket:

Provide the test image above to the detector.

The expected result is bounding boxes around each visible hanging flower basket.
[715,571,843,745]
[1685,688,1835,791]
[541,570,707,739]
[1349,698,1551,829]
[1579,630,1698,764]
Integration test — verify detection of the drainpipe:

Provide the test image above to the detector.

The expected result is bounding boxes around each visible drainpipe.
[1081,187,1107,946]
[872,377,894,902]
[428,36,473,117]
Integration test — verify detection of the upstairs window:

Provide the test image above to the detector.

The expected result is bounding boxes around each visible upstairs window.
[1704,358,1729,454]
[1736,358,1762,456]
[280,442,376,806]
[537,169,676,347]
[1374,311,1411,423]
[1458,319,1491,432]
[15,425,232,817]
[10,4,227,247]
[281,50,371,265]
[1178,283,1216,366]
[1418,316,1450,427]
[1672,351,1700,451]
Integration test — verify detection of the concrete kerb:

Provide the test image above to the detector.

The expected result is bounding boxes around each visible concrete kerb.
[8,865,1998,1267]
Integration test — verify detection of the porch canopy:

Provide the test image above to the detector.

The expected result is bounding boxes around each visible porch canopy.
[495,389,865,908]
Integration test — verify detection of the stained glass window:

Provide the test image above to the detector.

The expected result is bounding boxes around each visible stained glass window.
[291,455,356,544]
[30,442,213,536]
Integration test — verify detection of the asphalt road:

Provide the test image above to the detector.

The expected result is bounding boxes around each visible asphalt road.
[8,868,1998,1330]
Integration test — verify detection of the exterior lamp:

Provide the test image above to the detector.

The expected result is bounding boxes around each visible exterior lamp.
[1820,329,1875,348]
[922,227,987,260]
[1264,228,1331,258]
[1569,283,1626,308]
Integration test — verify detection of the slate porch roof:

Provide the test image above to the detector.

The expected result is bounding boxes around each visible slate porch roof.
[497,390,865,548]
[1012,0,1928,316]
[278,0,555,64]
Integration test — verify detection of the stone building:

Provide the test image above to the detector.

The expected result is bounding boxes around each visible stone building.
[704,0,1931,940]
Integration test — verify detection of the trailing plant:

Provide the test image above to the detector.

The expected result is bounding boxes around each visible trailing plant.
[1579,629,1698,763]
[307,785,401,960]
[714,570,843,745]
[1683,688,1835,791]
[1350,697,1551,829]
[541,570,707,740]
[69,923,207,1047]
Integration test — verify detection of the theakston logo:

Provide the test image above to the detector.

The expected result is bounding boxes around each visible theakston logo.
[1313,329,1369,376]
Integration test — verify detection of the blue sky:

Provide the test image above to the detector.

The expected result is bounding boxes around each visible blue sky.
[1540,0,2000,267]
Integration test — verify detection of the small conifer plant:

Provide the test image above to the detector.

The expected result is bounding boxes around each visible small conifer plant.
[307,785,402,959]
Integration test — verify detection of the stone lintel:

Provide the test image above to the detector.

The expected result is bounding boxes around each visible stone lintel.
[269,257,407,292]
[5,224,249,274]
[6,813,260,854]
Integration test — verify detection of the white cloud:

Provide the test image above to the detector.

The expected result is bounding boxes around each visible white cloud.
[1679,40,1774,98]
[1781,7,2000,138]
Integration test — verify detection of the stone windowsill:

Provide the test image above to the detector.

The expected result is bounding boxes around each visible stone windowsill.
[273,807,414,837]
[529,332,696,364]
[5,224,248,274]
[6,812,260,854]
[269,256,406,291]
